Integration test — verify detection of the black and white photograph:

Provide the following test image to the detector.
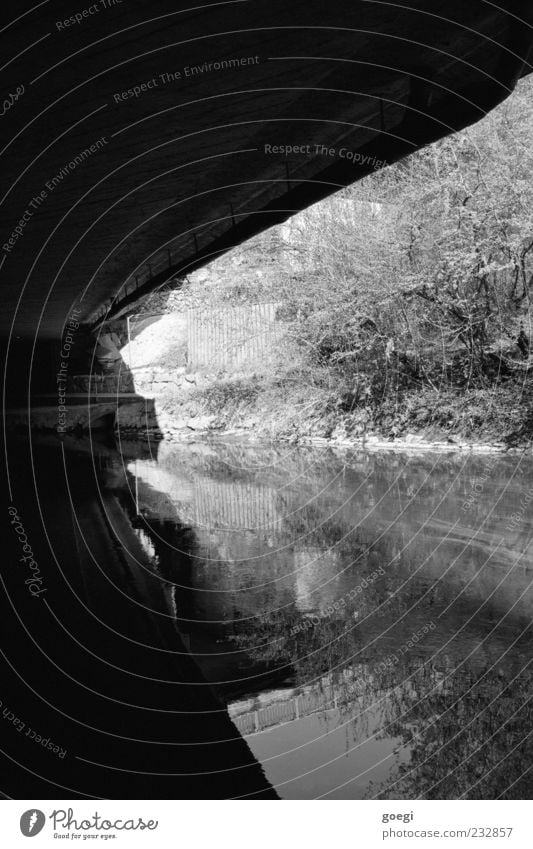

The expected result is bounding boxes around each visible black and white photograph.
[1,0,533,841]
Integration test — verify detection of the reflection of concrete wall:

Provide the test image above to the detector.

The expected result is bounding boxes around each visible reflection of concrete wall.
[129,460,282,533]
[129,448,533,641]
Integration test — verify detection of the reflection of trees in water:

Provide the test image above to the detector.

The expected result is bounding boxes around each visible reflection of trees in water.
[366,655,533,800]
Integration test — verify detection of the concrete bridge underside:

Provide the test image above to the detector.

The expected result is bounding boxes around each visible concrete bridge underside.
[1,0,532,370]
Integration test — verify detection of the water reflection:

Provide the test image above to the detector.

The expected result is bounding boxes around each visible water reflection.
[112,441,532,799]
